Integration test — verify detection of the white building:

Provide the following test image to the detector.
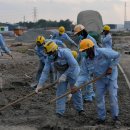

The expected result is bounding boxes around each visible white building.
[0,26,9,33]
[124,21,130,31]
[107,24,124,32]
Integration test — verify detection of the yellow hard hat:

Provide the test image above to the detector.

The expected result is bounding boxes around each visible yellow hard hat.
[44,41,58,53]
[74,24,85,35]
[72,51,78,59]
[59,26,65,34]
[36,36,45,44]
[103,25,110,31]
[79,39,94,52]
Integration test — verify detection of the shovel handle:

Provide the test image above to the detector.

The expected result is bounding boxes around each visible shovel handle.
[0,80,58,111]
[48,73,106,104]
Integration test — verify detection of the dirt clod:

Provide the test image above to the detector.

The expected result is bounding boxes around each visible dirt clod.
[12,103,21,110]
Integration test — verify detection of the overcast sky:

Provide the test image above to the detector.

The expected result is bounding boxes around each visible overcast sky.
[0,0,130,24]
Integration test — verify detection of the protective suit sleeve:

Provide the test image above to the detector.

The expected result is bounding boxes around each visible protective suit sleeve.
[101,48,120,68]
[63,49,79,76]
[75,58,89,87]
[37,58,51,86]
[102,34,112,43]
[52,32,57,39]
[35,46,46,63]
[0,35,11,54]
[65,33,77,47]
[53,39,66,48]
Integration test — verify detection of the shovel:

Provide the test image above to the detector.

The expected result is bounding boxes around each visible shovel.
[0,80,58,111]
[48,73,106,104]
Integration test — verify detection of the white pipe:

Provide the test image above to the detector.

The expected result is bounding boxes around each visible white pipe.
[118,64,130,90]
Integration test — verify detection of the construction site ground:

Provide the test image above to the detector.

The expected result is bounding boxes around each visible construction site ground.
[0,36,130,130]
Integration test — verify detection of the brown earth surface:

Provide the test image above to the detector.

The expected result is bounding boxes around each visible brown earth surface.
[0,36,130,130]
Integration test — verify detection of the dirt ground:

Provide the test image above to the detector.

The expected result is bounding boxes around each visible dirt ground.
[0,37,130,130]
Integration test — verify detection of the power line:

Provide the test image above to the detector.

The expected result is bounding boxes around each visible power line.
[33,7,37,23]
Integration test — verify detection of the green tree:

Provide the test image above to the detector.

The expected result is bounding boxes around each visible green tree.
[17,19,73,30]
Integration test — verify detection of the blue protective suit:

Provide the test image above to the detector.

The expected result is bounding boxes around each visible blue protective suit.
[45,39,66,48]
[45,39,67,81]
[77,34,98,63]
[77,35,99,101]
[35,45,47,64]
[0,34,11,55]
[75,47,120,120]
[102,33,112,48]
[52,32,77,47]
[35,45,47,81]
[38,48,83,115]
[87,34,98,48]
[35,39,66,82]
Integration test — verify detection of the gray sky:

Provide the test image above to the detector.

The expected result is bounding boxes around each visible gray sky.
[0,0,130,24]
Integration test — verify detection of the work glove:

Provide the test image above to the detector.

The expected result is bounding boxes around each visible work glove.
[106,67,112,75]
[67,94,72,102]
[35,85,43,94]
[71,86,78,94]
[58,74,67,83]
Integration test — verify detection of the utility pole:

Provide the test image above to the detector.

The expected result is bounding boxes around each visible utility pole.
[124,1,127,22]
[23,16,26,27]
[33,7,37,23]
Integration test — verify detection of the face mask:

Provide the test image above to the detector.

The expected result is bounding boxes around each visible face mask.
[36,42,43,47]
[59,33,62,36]
[48,51,58,60]
[48,55,55,60]
[79,35,84,40]
[87,48,95,60]
[81,52,88,58]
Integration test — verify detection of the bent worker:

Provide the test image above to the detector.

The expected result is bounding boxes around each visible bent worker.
[74,24,98,102]
[66,50,78,102]
[0,33,13,58]
[73,39,120,126]
[102,25,112,48]
[35,41,86,118]
[34,36,47,84]
[51,26,78,47]
[46,38,67,82]
[33,36,66,88]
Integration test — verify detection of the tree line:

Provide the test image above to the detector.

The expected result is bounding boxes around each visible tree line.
[17,19,74,31]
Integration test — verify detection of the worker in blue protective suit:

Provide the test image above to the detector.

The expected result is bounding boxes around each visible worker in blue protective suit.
[66,50,79,102]
[35,41,86,118]
[72,39,120,126]
[74,24,98,48]
[101,25,112,49]
[33,36,66,88]
[34,36,47,83]
[74,24,99,64]
[45,38,67,82]
[51,26,78,48]
[74,24,99,102]
[0,34,13,58]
